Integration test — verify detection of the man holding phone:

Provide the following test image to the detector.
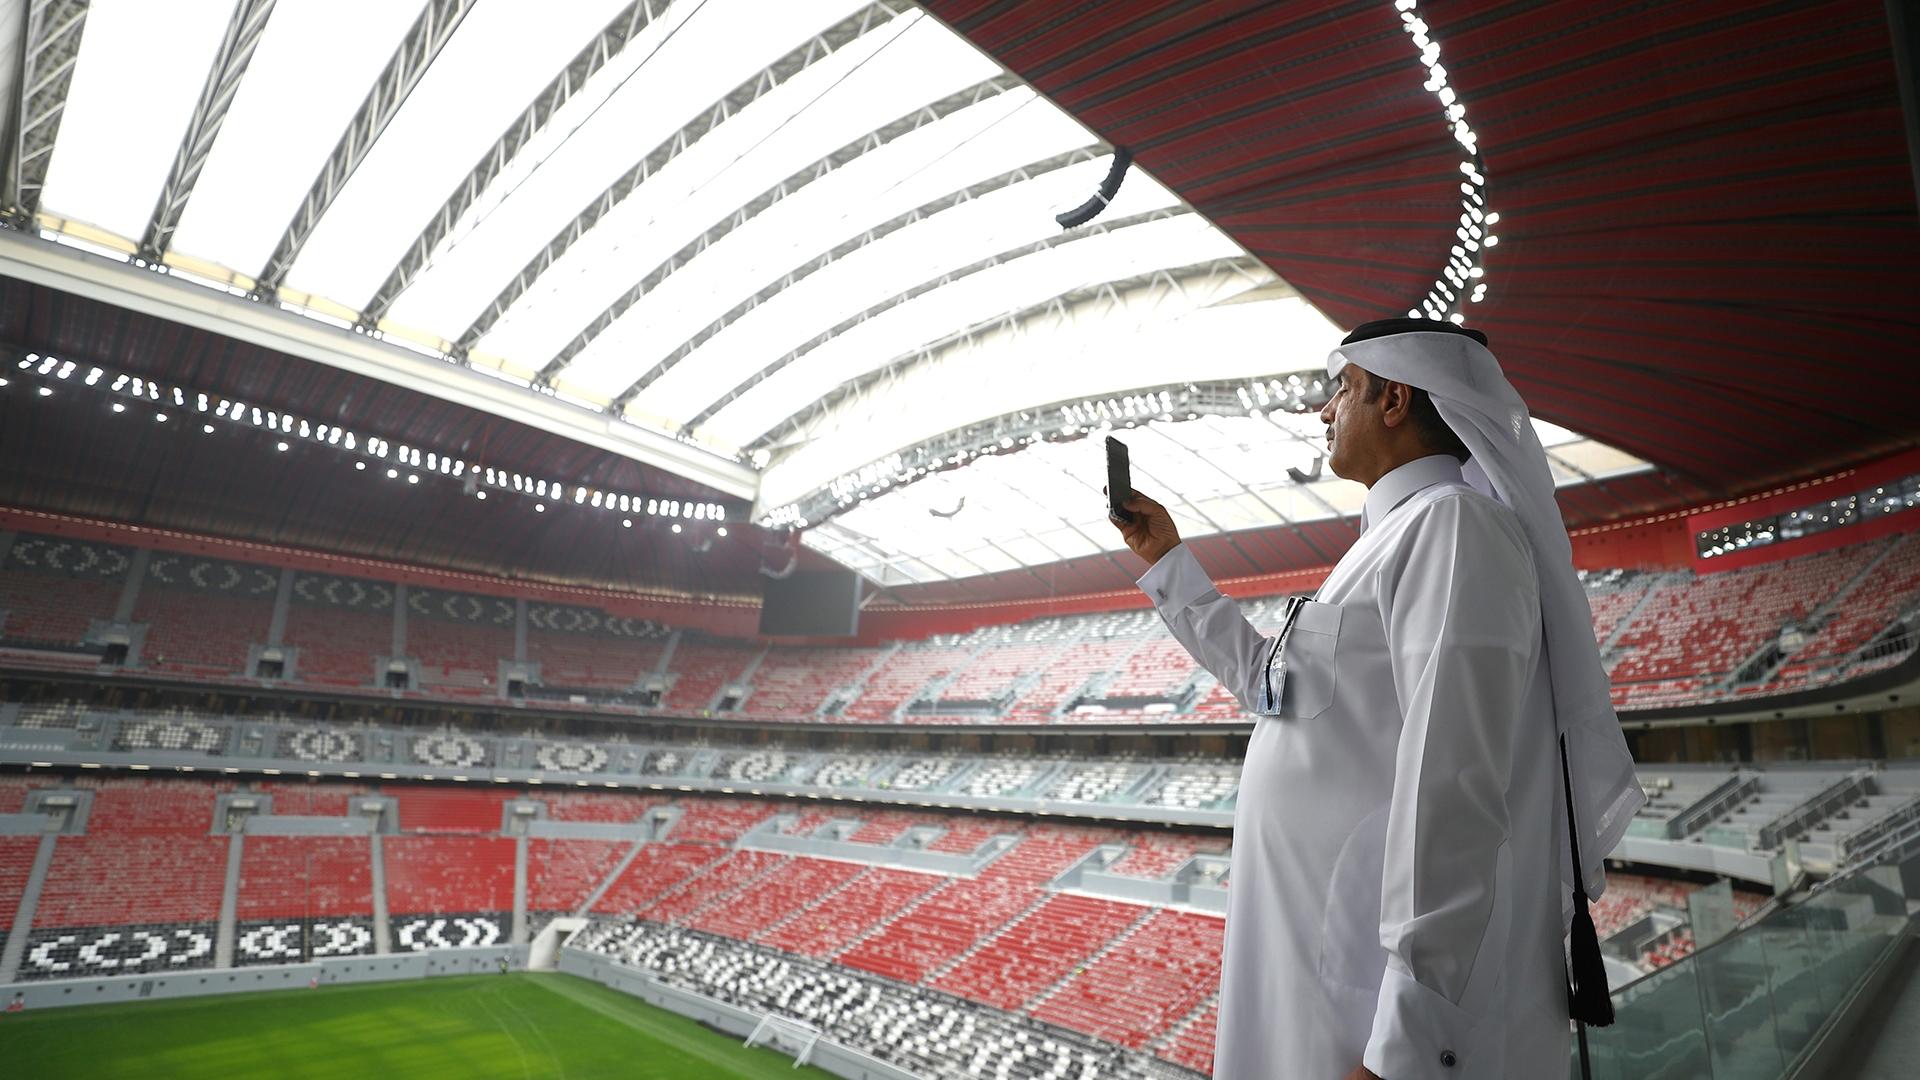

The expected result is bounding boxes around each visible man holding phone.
[1110,320,1641,1079]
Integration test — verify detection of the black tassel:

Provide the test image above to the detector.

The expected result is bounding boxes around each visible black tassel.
[1567,900,1615,1026]
[1560,734,1616,1027]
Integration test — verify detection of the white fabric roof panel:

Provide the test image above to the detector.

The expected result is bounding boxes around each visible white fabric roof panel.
[280,0,642,307]
[385,0,928,345]
[621,152,1179,422]
[165,0,426,281]
[549,88,1096,402]
[698,212,1236,449]
[37,0,238,243]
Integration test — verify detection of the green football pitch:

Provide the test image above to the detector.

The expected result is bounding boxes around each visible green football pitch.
[0,972,838,1079]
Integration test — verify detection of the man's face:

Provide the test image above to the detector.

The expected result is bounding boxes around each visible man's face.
[1319,363,1383,483]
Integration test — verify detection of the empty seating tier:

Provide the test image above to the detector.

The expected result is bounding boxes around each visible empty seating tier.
[527,838,630,913]
[382,835,514,915]
[237,836,373,920]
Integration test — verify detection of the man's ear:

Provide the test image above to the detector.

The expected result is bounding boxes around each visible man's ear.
[1379,380,1414,429]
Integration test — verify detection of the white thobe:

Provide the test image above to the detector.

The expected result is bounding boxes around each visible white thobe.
[1140,455,1569,1079]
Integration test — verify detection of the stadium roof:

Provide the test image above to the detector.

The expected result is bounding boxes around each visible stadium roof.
[0,0,1913,599]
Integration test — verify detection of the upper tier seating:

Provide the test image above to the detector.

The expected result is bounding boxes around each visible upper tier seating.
[1107,834,1229,879]
[685,855,866,940]
[929,892,1142,1009]
[0,538,127,646]
[257,781,364,816]
[756,867,943,957]
[1030,908,1225,1050]
[134,586,270,677]
[0,836,40,928]
[34,779,229,928]
[382,835,515,914]
[659,640,756,712]
[527,838,630,913]
[392,787,512,833]
[836,827,1116,984]
[237,836,373,920]
[281,572,399,685]
[8,519,1920,720]
[591,843,728,915]
[408,590,514,691]
[841,641,972,720]
[740,647,876,718]
[526,615,667,691]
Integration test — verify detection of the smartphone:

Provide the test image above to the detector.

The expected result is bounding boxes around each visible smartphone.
[1105,437,1133,523]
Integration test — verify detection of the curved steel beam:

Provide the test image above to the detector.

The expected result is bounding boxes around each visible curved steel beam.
[454,0,909,358]
[138,0,277,262]
[761,327,1307,528]
[521,77,1024,384]
[597,145,1100,408]
[751,255,1264,458]
[2,0,89,223]
[253,0,475,293]
[357,0,670,327]
[681,206,1187,435]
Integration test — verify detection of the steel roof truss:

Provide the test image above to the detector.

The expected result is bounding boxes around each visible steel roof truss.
[357,0,671,327]
[254,0,476,293]
[138,0,277,263]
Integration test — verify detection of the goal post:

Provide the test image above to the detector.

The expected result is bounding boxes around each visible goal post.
[743,1013,825,1068]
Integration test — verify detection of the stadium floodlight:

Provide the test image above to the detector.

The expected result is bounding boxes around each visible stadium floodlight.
[111,402,125,412]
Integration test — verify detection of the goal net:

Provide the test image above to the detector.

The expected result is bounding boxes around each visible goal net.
[743,1014,824,1067]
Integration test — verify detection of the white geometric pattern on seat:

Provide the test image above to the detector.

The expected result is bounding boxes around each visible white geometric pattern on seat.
[962,760,1042,797]
[888,758,957,790]
[723,751,789,782]
[115,717,225,753]
[237,923,303,961]
[24,927,214,977]
[411,731,488,768]
[536,742,609,773]
[813,755,880,787]
[232,920,375,963]
[1149,766,1239,809]
[311,920,375,957]
[283,725,360,762]
[395,914,502,950]
[641,750,684,775]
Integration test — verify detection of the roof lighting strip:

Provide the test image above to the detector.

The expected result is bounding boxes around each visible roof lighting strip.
[8,350,732,528]
[1396,0,1496,324]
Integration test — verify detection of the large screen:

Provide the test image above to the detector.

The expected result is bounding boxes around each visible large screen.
[758,570,862,637]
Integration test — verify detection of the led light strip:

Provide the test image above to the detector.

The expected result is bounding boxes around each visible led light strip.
[1396,0,1496,324]
[9,350,730,530]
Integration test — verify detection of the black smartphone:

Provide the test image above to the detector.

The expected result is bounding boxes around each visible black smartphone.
[1106,436,1132,523]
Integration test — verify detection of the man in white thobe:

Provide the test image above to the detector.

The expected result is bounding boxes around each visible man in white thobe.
[1114,320,1642,1079]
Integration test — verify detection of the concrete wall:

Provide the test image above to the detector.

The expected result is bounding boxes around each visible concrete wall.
[0,946,526,1011]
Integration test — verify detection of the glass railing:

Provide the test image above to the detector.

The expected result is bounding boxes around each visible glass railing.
[1570,864,1911,1079]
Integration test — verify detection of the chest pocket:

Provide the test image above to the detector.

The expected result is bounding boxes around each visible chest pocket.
[1276,600,1341,720]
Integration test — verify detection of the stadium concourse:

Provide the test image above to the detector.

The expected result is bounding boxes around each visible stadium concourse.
[2,0,1920,1079]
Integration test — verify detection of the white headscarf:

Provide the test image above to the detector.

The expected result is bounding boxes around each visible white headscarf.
[1329,330,1645,908]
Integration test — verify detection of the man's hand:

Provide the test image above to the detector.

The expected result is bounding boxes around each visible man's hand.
[1110,490,1181,566]
[1343,1067,1382,1080]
